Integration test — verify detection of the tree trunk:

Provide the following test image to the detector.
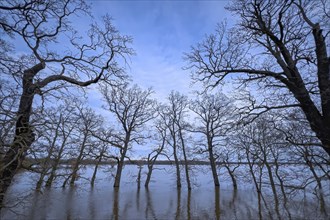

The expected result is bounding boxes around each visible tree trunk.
[91,152,103,187]
[91,163,99,187]
[45,154,62,187]
[265,162,280,218]
[36,147,56,190]
[306,157,327,215]
[209,147,220,187]
[145,164,153,188]
[45,167,56,187]
[62,173,73,188]
[36,172,46,191]
[173,146,181,188]
[179,130,191,190]
[145,138,165,188]
[225,165,237,189]
[46,134,69,187]
[45,154,61,187]
[70,133,88,186]
[113,145,127,187]
[246,150,260,193]
[0,117,34,206]
[137,165,142,189]
[0,63,44,207]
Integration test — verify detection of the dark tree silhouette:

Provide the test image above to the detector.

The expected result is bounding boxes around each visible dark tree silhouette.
[101,84,156,187]
[185,0,330,156]
[165,91,191,189]
[145,108,168,188]
[189,92,235,187]
[0,0,132,207]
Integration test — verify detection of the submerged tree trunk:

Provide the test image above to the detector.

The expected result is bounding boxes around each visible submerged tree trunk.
[70,133,88,186]
[145,139,166,188]
[36,156,52,191]
[224,165,237,190]
[136,164,143,189]
[246,149,261,193]
[36,172,46,191]
[179,130,191,190]
[91,152,104,187]
[145,164,153,188]
[113,157,124,188]
[36,122,60,190]
[209,144,220,187]
[305,156,327,215]
[45,165,57,188]
[264,161,280,218]
[114,142,128,187]
[173,146,181,188]
[45,137,68,187]
[273,160,291,219]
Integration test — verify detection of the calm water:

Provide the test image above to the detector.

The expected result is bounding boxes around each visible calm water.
[1,165,329,219]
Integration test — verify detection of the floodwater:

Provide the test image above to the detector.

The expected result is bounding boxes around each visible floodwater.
[1,165,329,219]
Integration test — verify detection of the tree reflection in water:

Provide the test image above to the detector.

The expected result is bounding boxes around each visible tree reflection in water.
[88,188,96,219]
[1,166,329,220]
[215,187,220,220]
[175,188,181,220]
[144,188,157,219]
[112,187,119,220]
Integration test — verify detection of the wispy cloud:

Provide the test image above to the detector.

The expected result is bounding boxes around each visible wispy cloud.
[89,1,232,102]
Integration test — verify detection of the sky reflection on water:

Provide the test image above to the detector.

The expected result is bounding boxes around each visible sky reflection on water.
[1,165,329,220]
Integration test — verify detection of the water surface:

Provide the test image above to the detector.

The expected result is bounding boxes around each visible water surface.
[1,165,328,219]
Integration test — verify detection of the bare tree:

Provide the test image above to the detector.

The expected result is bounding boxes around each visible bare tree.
[101,84,157,187]
[234,115,302,219]
[33,108,63,191]
[90,140,109,187]
[296,146,328,215]
[45,104,77,187]
[145,109,168,188]
[234,121,277,220]
[185,0,330,156]
[68,103,101,186]
[275,110,329,214]
[0,0,133,206]
[160,104,181,188]
[189,92,235,187]
[165,91,191,189]
[218,147,240,190]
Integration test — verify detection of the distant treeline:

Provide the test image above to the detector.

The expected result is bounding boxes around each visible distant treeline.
[22,157,323,168]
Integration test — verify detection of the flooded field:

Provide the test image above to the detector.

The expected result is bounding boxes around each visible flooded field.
[1,165,329,219]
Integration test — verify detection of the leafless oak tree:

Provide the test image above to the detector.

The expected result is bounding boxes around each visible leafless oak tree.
[68,103,101,186]
[185,0,330,156]
[190,92,235,187]
[145,109,168,188]
[0,0,133,206]
[165,91,191,189]
[101,84,157,187]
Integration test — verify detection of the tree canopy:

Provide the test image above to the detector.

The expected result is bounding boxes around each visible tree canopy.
[185,0,330,155]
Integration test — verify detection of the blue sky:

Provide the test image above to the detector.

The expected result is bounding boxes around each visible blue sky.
[84,0,233,158]
[88,0,233,102]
